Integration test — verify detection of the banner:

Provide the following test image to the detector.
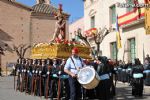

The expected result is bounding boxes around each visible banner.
[116,15,122,49]
[145,1,150,35]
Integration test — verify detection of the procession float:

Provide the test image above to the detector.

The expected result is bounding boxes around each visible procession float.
[30,4,91,60]
[30,4,100,90]
[31,42,91,59]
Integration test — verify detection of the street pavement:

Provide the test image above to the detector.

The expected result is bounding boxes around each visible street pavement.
[0,76,150,100]
[115,82,150,100]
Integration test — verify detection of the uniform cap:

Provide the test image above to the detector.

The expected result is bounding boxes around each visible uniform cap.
[72,47,79,54]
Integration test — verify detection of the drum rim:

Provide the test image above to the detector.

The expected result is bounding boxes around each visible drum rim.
[77,66,96,84]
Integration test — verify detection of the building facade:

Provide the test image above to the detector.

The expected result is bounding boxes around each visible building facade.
[0,0,69,74]
[69,17,84,41]
[82,0,150,63]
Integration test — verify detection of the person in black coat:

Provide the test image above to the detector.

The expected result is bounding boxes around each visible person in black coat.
[143,58,150,86]
[131,58,144,97]
[96,56,111,100]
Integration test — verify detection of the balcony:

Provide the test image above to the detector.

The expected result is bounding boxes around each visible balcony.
[118,8,145,27]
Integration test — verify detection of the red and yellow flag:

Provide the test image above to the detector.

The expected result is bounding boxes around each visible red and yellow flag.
[85,28,98,37]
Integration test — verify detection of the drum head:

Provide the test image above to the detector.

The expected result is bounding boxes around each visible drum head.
[77,67,95,84]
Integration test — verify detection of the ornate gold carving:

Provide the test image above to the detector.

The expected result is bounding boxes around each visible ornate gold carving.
[31,44,91,59]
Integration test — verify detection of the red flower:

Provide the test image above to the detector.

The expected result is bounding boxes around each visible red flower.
[64,40,69,44]
[55,38,61,43]
[69,41,73,44]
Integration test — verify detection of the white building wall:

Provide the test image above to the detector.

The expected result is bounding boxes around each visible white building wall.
[69,17,84,40]
[68,0,149,63]
[83,0,149,63]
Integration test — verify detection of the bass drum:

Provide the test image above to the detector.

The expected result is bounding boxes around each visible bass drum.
[77,66,100,89]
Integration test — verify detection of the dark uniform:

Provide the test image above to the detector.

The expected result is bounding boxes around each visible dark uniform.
[20,59,26,92]
[143,59,150,86]
[117,65,122,81]
[41,59,47,97]
[121,64,127,83]
[126,63,132,85]
[131,58,144,97]
[96,56,111,100]
[35,60,42,96]
[45,59,53,99]
[16,59,22,91]
[24,59,29,93]
[51,59,60,98]
[59,59,70,100]
[31,59,37,95]
[26,59,33,94]
[108,60,116,98]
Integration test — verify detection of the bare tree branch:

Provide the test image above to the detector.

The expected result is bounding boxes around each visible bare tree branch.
[75,27,110,58]
[77,28,96,58]
[13,44,31,59]
[22,45,31,58]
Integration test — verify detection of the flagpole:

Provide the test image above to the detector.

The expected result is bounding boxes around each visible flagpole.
[122,41,126,63]
[116,46,118,64]
[143,43,145,64]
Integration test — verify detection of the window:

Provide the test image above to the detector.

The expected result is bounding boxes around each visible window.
[110,5,116,24]
[111,42,117,60]
[128,38,136,63]
[91,16,95,28]
[126,0,134,12]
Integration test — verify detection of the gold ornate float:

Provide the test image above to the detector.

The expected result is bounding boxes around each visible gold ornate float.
[31,43,91,59]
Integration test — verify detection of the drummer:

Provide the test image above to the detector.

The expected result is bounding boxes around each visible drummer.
[64,47,84,100]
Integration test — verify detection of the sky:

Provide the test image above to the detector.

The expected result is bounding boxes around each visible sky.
[16,0,84,23]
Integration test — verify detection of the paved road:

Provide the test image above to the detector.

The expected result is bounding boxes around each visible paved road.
[0,76,41,100]
[0,76,150,100]
[115,82,150,100]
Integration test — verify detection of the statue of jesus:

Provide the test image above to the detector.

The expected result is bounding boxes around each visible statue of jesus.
[50,4,66,42]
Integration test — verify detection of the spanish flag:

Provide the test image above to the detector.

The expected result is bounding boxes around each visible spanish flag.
[116,15,122,49]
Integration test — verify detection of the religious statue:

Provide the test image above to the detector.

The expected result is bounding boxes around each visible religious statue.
[50,4,66,42]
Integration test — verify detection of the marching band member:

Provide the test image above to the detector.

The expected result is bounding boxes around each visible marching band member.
[131,58,144,97]
[26,59,33,94]
[143,58,150,86]
[64,47,84,100]
[16,58,22,91]
[96,56,111,100]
